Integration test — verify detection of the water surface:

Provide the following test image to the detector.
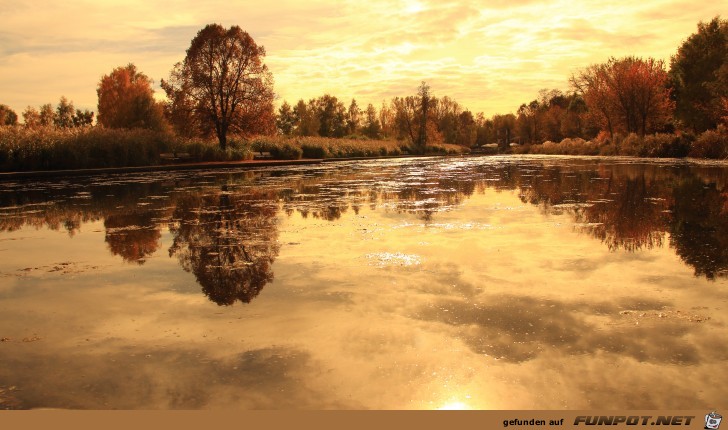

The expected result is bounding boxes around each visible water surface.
[0,155,726,409]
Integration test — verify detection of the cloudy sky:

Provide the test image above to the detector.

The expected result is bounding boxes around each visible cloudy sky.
[0,0,723,119]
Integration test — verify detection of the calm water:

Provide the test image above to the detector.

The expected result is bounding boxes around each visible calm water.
[0,155,726,409]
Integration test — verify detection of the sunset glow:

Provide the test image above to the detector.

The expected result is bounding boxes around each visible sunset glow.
[0,0,724,118]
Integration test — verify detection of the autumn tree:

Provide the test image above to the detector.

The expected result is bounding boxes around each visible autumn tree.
[22,106,40,128]
[432,96,461,144]
[379,100,395,138]
[97,63,167,131]
[572,57,673,137]
[392,82,433,153]
[0,105,18,126]
[39,104,55,126]
[474,113,495,146]
[392,96,419,143]
[162,24,275,149]
[669,16,728,132]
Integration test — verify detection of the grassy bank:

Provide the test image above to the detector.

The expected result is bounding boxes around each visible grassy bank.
[512,128,728,160]
[0,126,469,172]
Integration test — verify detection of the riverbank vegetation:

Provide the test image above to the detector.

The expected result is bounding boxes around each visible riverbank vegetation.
[0,17,726,173]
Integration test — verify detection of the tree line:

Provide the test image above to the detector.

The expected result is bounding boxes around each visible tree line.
[1,17,726,158]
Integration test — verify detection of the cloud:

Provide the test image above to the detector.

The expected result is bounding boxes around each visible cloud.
[0,0,722,117]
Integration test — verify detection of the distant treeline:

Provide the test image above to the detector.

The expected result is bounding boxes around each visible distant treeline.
[0,17,726,172]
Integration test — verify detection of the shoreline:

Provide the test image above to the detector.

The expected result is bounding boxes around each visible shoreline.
[0,154,440,180]
[1,153,727,181]
[0,158,324,180]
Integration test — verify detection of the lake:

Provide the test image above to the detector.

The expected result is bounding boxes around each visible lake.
[0,155,726,409]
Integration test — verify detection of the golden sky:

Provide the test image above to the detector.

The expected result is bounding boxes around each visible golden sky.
[0,0,724,119]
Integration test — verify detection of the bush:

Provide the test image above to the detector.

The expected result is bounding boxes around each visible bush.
[269,142,303,160]
[642,133,691,158]
[619,133,644,156]
[301,142,328,159]
[690,127,728,159]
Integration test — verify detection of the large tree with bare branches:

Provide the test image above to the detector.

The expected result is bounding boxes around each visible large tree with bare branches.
[162,24,275,149]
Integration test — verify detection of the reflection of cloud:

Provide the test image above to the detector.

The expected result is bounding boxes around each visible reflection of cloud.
[414,295,718,364]
[0,346,359,409]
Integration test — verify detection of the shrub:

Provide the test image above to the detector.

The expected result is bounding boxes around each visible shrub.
[690,127,728,159]
[641,133,691,158]
[301,142,328,159]
[619,133,644,156]
[269,142,303,160]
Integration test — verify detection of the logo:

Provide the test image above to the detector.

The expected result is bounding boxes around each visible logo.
[706,412,722,430]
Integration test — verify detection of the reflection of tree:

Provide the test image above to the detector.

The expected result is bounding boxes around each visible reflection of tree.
[670,178,728,279]
[518,165,669,252]
[168,187,280,305]
[574,175,668,252]
[104,211,161,264]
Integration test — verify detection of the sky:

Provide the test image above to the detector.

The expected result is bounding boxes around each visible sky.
[0,0,725,120]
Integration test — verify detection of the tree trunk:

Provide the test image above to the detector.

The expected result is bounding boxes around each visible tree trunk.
[218,130,227,150]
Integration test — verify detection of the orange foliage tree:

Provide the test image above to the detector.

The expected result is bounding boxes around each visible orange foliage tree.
[572,57,674,137]
[97,63,167,130]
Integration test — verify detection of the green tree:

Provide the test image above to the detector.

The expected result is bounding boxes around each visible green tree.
[670,16,728,132]
[293,99,319,136]
[362,103,381,138]
[492,114,516,151]
[417,81,431,150]
[39,103,55,126]
[97,63,166,130]
[0,105,18,126]
[455,110,477,147]
[276,100,296,136]
[314,94,347,138]
[162,24,275,149]
[54,96,75,128]
[73,109,95,127]
[346,98,361,135]
[516,100,541,144]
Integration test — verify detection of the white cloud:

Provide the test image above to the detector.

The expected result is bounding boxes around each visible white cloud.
[0,0,722,118]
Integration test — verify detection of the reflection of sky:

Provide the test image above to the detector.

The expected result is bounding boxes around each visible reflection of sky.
[0,161,727,409]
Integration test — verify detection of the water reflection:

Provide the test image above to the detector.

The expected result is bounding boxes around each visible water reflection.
[104,210,162,264]
[168,186,280,305]
[1,157,727,304]
[670,178,728,279]
[1,157,727,409]
[416,295,711,364]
